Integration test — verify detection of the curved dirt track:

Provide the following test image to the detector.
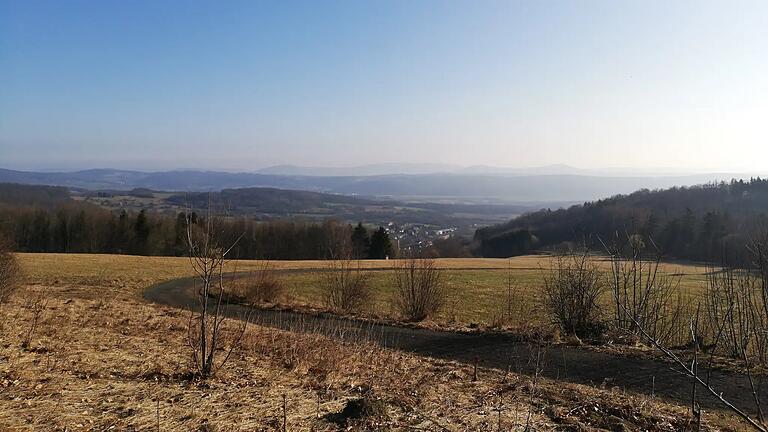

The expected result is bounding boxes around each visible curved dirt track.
[145,272,766,415]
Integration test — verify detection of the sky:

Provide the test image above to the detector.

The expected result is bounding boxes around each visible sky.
[1,0,767,172]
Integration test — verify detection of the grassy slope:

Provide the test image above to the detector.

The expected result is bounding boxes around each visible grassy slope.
[0,253,730,430]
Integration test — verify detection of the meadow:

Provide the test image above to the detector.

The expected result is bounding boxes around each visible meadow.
[17,253,710,329]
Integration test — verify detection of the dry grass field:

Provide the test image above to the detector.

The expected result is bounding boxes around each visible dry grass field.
[0,253,742,430]
[15,252,710,329]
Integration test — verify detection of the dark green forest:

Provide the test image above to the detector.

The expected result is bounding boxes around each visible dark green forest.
[476,178,768,262]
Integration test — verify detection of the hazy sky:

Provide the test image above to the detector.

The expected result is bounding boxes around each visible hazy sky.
[1,0,767,172]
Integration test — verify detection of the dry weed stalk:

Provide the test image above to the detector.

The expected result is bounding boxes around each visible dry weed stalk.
[524,342,545,432]
[492,258,524,328]
[21,291,47,349]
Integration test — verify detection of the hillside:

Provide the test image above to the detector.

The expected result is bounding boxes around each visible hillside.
[475,178,768,261]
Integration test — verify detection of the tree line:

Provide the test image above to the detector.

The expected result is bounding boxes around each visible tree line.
[0,201,396,260]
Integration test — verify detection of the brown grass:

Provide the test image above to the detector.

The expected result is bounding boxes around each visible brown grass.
[0,288,728,431]
[0,253,741,430]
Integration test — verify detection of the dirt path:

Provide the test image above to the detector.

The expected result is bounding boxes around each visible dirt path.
[144,273,766,415]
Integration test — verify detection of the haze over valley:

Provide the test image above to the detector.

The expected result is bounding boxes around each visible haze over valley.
[0,164,758,203]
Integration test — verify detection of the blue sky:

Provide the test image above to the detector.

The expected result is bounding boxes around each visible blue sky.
[1,0,767,171]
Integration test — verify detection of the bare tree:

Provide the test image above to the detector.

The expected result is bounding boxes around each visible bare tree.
[322,219,353,260]
[541,251,605,337]
[392,256,445,321]
[185,207,247,378]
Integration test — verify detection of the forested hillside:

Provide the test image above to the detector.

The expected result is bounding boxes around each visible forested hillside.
[475,178,768,261]
[0,183,395,259]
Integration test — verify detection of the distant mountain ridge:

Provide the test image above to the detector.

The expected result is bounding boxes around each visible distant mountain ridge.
[255,163,736,177]
[256,163,462,176]
[0,167,755,204]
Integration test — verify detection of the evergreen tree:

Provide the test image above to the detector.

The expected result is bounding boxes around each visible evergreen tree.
[350,222,370,259]
[368,227,393,259]
[133,209,150,254]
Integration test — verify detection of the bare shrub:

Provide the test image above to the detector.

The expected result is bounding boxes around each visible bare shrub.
[748,230,768,363]
[704,266,767,363]
[602,233,687,345]
[627,244,768,431]
[636,300,768,432]
[704,268,753,358]
[321,257,372,313]
[541,252,605,337]
[392,257,445,321]
[185,208,248,378]
[239,262,285,304]
[0,235,20,304]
